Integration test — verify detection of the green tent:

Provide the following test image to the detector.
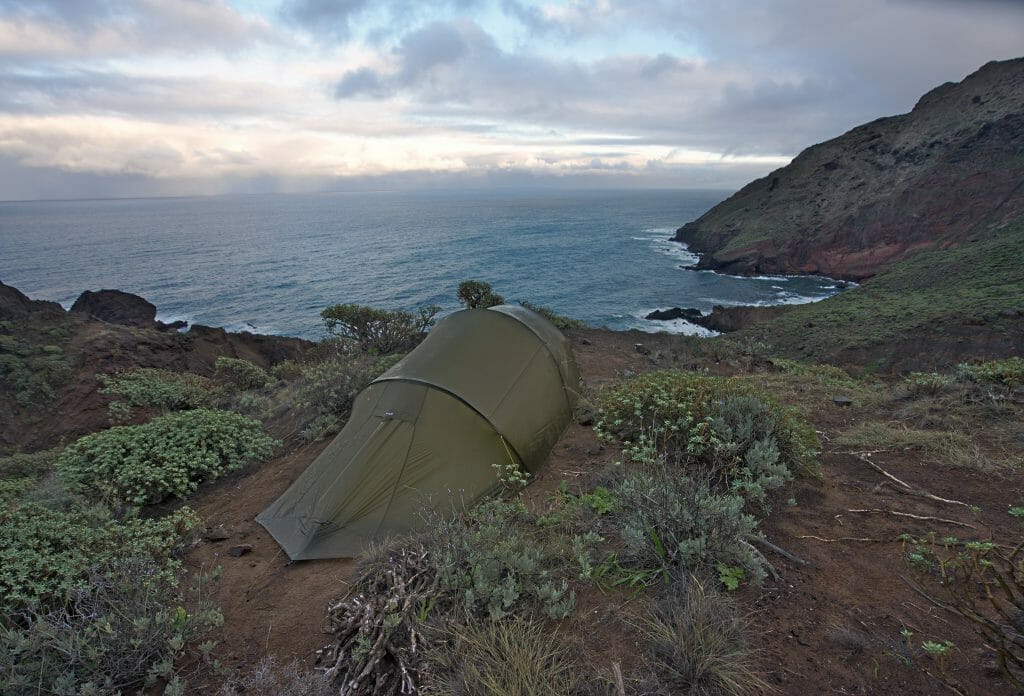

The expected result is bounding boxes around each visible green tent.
[257,305,580,560]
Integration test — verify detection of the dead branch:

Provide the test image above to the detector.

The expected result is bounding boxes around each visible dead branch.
[797,535,888,543]
[318,544,438,695]
[853,453,971,508]
[846,508,975,529]
[746,535,809,566]
[740,538,780,581]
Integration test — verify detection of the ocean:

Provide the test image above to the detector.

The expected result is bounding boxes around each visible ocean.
[0,189,841,340]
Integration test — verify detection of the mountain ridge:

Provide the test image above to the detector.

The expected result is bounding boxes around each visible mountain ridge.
[673,57,1024,280]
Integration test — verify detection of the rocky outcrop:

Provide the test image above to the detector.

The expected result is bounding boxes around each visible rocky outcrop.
[644,304,791,333]
[187,325,309,369]
[70,289,187,331]
[674,57,1024,280]
[71,289,160,328]
[692,305,792,333]
[645,307,704,322]
[0,281,65,320]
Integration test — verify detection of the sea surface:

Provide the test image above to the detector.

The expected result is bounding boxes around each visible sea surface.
[0,189,843,340]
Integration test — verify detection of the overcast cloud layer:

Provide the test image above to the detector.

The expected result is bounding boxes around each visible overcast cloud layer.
[0,0,1022,200]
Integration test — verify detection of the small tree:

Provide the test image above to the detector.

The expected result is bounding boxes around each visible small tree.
[457,280,505,309]
[320,304,440,353]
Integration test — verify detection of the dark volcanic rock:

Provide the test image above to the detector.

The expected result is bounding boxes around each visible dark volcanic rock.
[673,57,1024,280]
[71,289,160,328]
[0,281,65,320]
[188,324,309,369]
[693,305,793,333]
[645,307,704,322]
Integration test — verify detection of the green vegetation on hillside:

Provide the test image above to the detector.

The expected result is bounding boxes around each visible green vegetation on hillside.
[745,220,1024,367]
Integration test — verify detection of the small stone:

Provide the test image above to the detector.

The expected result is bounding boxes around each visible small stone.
[204,526,232,542]
[833,395,853,407]
[634,343,650,355]
[228,544,253,557]
[579,338,592,345]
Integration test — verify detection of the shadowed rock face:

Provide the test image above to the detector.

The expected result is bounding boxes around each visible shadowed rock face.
[674,57,1024,281]
[69,289,187,330]
[71,289,160,327]
[0,282,64,320]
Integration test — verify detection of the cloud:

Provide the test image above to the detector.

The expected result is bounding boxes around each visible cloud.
[282,0,370,41]
[0,0,271,58]
[2,0,1023,199]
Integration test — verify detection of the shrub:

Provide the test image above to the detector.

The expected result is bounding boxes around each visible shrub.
[270,359,303,381]
[0,330,72,407]
[634,576,769,695]
[214,356,271,391]
[99,367,213,420]
[457,280,505,309]
[614,468,764,584]
[905,523,1024,689]
[957,357,1024,390]
[431,499,601,620]
[57,409,279,506]
[294,354,374,417]
[595,370,818,483]
[0,557,221,695]
[320,303,440,353]
[905,371,954,397]
[0,504,201,614]
[0,448,59,481]
[423,615,577,696]
[518,300,584,330]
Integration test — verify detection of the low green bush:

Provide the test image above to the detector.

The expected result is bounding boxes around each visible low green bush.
[99,367,213,420]
[320,303,440,353]
[905,371,954,397]
[0,504,200,614]
[595,370,819,482]
[0,330,71,407]
[214,356,272,391]
[431,499,601,620]
[57,409,279,506]
[270,359,303,381]
[614,469,764,584]
[957,357,1024,389]
[294,354,374,416]
[0,448,65,506]
[0,448,59,480]
[457,280,505,309]
[0,556,221,695]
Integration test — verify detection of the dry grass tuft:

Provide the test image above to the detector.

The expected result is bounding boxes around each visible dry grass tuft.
[633,577,772,696]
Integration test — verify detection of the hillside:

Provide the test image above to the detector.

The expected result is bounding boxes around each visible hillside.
[2,283,1023,694]
[668,57,1024,370]
[673,57,1024,281]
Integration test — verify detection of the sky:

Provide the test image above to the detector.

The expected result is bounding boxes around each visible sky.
[0,0,1022,200]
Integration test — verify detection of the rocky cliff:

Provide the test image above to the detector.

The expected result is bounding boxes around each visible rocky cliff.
[674,57,1024,280]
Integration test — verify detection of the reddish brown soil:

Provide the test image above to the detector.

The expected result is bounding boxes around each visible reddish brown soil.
[183,327,1022,694]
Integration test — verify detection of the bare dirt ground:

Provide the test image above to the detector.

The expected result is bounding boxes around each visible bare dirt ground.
[185,327,1023,694]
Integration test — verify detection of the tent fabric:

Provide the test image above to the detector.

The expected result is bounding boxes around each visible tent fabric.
[257,305,580,560]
